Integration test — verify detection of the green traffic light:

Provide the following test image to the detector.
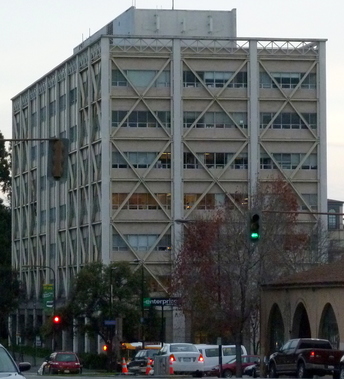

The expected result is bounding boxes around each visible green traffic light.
[250,232,260,240]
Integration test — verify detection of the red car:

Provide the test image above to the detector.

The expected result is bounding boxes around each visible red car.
[43,351,82,374]
[210,355,259,377]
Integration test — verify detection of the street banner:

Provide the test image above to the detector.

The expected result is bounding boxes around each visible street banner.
[43,284,54,314]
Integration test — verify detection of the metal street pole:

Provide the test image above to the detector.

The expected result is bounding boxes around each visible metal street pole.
[108,267,117,371]
[133,260,145,349]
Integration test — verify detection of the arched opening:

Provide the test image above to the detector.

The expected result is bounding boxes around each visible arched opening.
[319,303,339,348]
[268,303,284,354]
[291,302,311,338]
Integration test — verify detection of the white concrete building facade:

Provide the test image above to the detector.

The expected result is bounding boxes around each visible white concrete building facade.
[11,7,326,350]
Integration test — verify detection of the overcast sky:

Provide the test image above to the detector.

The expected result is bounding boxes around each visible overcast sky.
[1,0,343,200]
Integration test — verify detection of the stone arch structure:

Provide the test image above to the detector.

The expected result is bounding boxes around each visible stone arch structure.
[260,259,344,361]
[267,303,285,354]
[319,303,340,348]
[291,302,311,338]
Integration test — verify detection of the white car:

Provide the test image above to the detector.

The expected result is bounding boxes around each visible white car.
[158,343,204,377]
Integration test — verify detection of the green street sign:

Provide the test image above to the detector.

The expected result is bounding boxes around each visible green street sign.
[143,298,151,308]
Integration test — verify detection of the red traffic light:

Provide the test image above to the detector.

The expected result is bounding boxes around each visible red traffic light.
[53,315,61,323]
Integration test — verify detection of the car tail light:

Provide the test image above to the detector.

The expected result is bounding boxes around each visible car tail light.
[310,351,315,358]
[169,354,176,362]
[198,354,204,362]
[148,358,153,364]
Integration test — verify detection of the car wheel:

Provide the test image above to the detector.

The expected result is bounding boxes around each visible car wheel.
[297,362,309,378]
[222,369,233,378]
[269,363,278,378]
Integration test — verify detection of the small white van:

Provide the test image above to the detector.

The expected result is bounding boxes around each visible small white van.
[195,344,248,373]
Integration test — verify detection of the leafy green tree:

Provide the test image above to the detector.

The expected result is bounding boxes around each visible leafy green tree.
[0,133,11,197]
[0,133,15,339]
[52,262,147,368]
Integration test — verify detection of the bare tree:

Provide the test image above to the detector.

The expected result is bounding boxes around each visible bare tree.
[172,176,328,376]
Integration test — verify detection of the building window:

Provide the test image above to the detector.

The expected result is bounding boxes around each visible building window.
[49,101,56,117]
[260,72,316,89]
[69,88,77,104]
[112,70,170,87]
[40,107,46,122]
[112,152,171,169]
[126,234,157,251]
[50,207,56,222]
[260,112,317,129]
[124,234,171,251]
[328,209,338,230]
[184,112,247,129]
[301,194,318,211]
[112,193,171,210]
[112,110,171,128]
[230,154,248,169]
[112,233,128,251]
[183,71,247,88]
[260,153,276,169]
[184,193,226,210]
[197,152,232,169]
[272,153,317,170]
[127,152,156,168]
[59,95,66,111]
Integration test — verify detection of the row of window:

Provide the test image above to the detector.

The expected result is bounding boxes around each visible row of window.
[113,233,171,251]
[112,111,317,129]
[112,111,171,128]
[112,69,316,89]
[112,152,317,170]
[112,193,242,210]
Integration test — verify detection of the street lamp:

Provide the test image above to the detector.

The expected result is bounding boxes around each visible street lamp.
[133,259,145,349]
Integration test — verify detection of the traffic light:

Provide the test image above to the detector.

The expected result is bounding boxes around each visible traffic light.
[53,315,61,324]
[249,211,261,242]
[103,344,110,352]
[49,138,68,180]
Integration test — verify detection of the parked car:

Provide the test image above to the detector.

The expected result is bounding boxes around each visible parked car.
[268,338,343,378]
[127,349,159,374]
[210,355,259,377]
[0,343,31,378]
[157,343,204,377]
[42,351,82,374]
[195,344,248,374]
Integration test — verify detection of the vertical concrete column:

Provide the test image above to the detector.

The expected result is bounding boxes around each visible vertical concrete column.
[100,37,111,264]
[318,41,327,230]
[248,40,259,204]
[171,38,186,342]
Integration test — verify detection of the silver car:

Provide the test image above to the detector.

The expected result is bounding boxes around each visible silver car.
[0,344,31,378]
[158,343,204,377]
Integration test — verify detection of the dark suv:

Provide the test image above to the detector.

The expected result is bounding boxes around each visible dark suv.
[128,349,159,374]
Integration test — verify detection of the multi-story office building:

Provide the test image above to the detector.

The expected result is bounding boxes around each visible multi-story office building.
[12,7,326,350]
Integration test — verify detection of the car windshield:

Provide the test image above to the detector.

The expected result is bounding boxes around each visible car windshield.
[55,354,77,362]
[170,344,198,353]
[0,347,18,372]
